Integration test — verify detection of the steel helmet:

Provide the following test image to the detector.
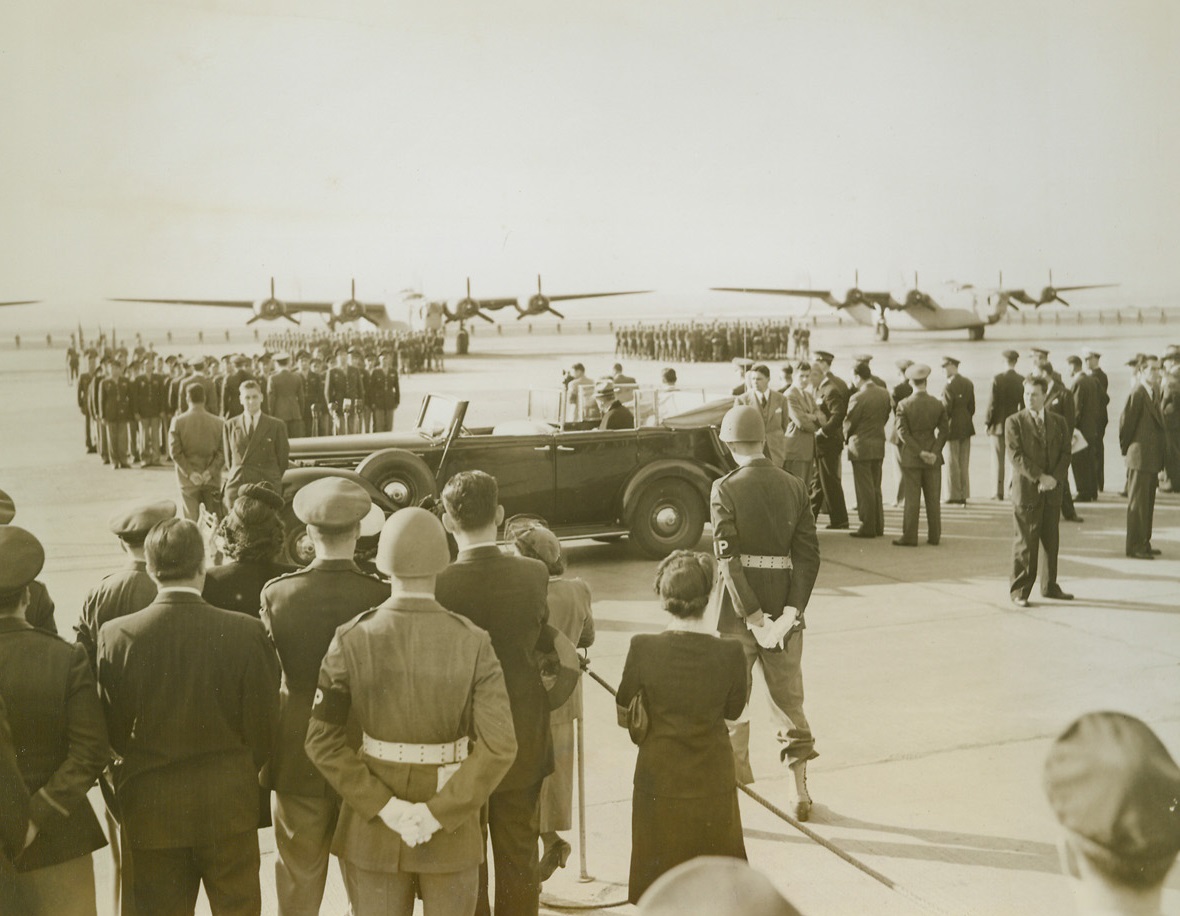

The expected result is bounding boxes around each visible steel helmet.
[719,405,765,443]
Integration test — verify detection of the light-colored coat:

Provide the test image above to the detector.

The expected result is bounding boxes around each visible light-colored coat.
[783,384,820,463]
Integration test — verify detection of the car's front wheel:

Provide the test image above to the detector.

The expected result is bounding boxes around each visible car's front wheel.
[629,478,707,558]
[280,507,316,567]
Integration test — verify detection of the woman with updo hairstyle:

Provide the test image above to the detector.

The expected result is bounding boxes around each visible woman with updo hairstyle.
[506,517,595,882]
[616,549,749,903]
[202,482,295,617]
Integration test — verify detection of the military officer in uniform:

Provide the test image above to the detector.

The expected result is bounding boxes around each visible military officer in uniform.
[844,363,892,538]
[894,364,948,547]
[306,507,517,916]
[0,526,110,915]
[810,351,850,530]
[77,349,99,454]
[0,488,58,634]
[985,350,1024,500]
[98,358,135,469]
[267,353,306,440]
[888,358,914,506]
[1082,347,1110,491]
[711,405,821,820]
[260,479,390,916]
[369,349,401,433]
[1120,355,1165,559]
[940,356,975,505]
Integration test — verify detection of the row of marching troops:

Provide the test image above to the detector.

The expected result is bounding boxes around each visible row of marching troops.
[76,345,404,467]
[262,327,447,374]
[614,320,812,364]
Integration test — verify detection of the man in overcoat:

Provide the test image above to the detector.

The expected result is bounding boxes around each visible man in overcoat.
[844,363,892,538]
[894,364,948,547]
[1119,355,1166,559]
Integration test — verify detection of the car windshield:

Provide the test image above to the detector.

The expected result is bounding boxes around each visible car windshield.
[416,395,460,437]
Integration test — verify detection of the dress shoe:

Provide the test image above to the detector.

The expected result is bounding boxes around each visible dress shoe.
[825,522,849,530]
[849,530,875,539]
[926,539,940,546]
[891,539,917,547]
[1043,588,1074,600]
[1011,596,1031,608]
[1146,547,1162,556]
[538,837,571,882]
[1127,549,1155,559]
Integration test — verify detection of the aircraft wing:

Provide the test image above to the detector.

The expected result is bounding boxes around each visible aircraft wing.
[711,286,835,299]
[0,301,39,307]
[547,289,652,302]
[1054,284,1117,293]
[108,297,335,310]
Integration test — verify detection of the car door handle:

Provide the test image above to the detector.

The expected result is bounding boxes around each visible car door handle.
[555,445,576,452]
[533,445,551,451]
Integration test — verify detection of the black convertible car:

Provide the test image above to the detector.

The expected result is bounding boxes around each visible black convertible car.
[280,390,734,562]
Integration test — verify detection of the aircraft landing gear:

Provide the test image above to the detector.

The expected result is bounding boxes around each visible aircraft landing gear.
[968,326,985,341]
[875,321,889,342]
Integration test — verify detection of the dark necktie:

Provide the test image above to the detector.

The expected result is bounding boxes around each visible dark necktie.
[1033,412,1044,439]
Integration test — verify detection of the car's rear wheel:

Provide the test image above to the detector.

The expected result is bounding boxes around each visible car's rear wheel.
[629,478,706,558]
[356,451,438,510]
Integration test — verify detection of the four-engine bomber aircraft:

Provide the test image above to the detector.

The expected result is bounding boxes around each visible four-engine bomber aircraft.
[110,278,402,330]
[714,271,1116,341]
[435,275,652,324]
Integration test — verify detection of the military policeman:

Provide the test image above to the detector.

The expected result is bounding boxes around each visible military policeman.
[0,526,110,915]
[0,487,58,634]
[894,364,949,547]
[260,478,390,916]
[305,508,517,916]
[712,405,821,820]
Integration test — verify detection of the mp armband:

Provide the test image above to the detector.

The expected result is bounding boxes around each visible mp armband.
[309,686,351,725]
[714,536,740,560]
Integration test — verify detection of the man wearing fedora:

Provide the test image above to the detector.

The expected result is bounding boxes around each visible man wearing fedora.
[306,507,516,916]
[595,379,635,430]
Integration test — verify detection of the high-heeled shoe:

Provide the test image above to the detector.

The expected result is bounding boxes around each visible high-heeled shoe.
[539,837,572,882]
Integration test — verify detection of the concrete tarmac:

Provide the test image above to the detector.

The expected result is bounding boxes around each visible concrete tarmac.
[2,320,1178,915]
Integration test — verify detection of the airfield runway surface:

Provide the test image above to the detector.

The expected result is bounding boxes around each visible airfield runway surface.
[2,317,1178,915]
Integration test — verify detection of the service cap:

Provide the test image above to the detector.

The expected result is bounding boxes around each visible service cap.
[1028,346,1050,357]
[376,507,450,577]
[1044,711,1180,863]
[273,352,291,364]
[853,353,873,363]
[730,357,753,371]
[638,857,802,916]
[1002,349,1019,361]
[813,350,835,364]
[942,356,960,367]
[719,404,766,443]
[348,347,363,357]
[108,499,176,542]
[0,488,14,525]
[0,527,45,601]
[1081,347,1101,358]
[293,478,371,529]
[895,358,914,372]
[594,379,617,398]
[906,363,932,381]
[1126,355,1144,369]
[295,350,311,361]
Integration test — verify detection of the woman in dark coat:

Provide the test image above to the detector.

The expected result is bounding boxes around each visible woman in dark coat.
[203,481,295,615]
[616,550,749,903]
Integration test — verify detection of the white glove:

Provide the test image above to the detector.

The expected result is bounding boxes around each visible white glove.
[402,803,442,847]
[747,608,799,650]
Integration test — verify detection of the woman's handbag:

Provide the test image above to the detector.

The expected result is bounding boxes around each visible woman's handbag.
[617,688,650,745]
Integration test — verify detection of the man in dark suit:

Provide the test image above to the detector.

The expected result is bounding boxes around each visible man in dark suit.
[435,470,552,916]
[594,379,635,430]
[267,353,306,440]
[1082,348,1110,491]
[894,364,948,547]
[96,518,280,915]
[224,380,290,507]
[0,527,110,916]
[844,363,892,539]
[1119,355,1166,559]
[1006,376,1074,608]
[368,350,401,433]
[712,405,821,820]
[259,479,389,916]
[940,357,975,505]
[986,350,1024,500]
[733,364,789,468]
[1067,355,1102,502]
[609,362,636,385]
[810,350,850,529]
[0,696,30,876]
[1039,364,1083,523]
[1160,352,1180,492]
[169,383,226,521]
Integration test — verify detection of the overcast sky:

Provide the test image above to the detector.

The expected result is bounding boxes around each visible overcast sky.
[2,0,1177,325]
